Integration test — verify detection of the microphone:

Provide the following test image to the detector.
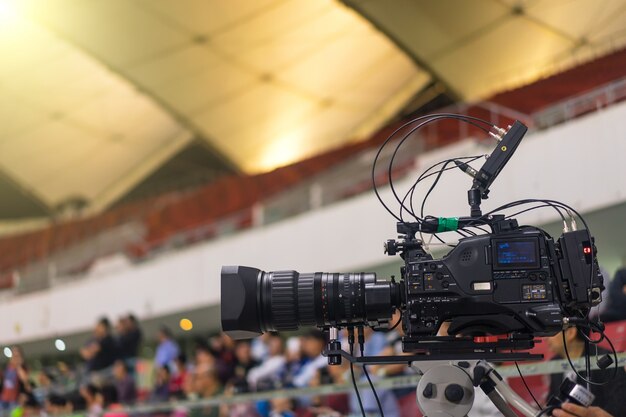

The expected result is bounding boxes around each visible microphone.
[454,160,478,179]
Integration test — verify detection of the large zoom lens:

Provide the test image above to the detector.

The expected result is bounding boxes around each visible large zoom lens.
[221,266,401,339]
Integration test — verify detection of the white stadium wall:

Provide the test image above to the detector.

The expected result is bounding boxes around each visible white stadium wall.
[2,102,626,345]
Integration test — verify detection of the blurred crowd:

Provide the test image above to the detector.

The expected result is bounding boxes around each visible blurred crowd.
[0,319,401,417]
[1,267,626,417]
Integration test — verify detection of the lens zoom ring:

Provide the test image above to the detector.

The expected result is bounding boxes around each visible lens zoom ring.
[297,274,315,326]
[270,271,298,330]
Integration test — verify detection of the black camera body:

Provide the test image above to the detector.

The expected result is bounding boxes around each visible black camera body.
[389,218,603,351]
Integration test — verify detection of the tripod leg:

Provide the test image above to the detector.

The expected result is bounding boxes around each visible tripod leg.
[479,380,519,417]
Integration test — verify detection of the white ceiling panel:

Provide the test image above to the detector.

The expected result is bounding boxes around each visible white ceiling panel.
[277,26,393,98]
[238,5,357,73]
[0,0,193,212]
[157,59,259,114]
[434,17,572,98]
[135,0,282,36]
[344,0,626,100]
[192,83,318,149]
[125,45,224,89]
[211,0,333,52]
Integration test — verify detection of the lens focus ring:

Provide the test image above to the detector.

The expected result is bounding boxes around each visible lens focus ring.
[297,273,316,326]
[342,274,353,322]
[269,271,298,331]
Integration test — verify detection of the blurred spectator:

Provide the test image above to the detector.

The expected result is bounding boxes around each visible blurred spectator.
[219,377,260,417]
[309,366,349,416]
[547,328,626,417]
[282,337,305,388]
[44,394,68,416]
[348,371,400,417]
[269,397,296,417]
[1,346,31,413]
[79,384,103,417]
[194,342,232,386]
[34,370,57,404]
[292,330,327,388]
[55,362,76,391]
[117,314,142,360]
[81,318,118,372]
[64,392,87,417]
[112,360,137,405]
[232,341,259,380]
[247,334,285,390]
[99,384,122,412]
[154,326,180,369]
[190,367,222,417]
[210,334,235,367]
[208,334,237,384]
[251,334,271,363]
[601,267,626,322]
[17,392,40,417]
[169,354,188,398]
[151,366,171,403]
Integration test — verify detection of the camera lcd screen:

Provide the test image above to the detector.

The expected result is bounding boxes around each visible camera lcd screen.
[495,240,539,268]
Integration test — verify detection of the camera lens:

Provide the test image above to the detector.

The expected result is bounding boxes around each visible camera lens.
[221,266,400,339]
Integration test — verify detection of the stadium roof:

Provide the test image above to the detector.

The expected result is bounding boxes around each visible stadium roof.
[1,0,626,220]
[344,0,626,100]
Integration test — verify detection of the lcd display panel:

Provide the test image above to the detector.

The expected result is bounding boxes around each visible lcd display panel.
[495,240,539,268]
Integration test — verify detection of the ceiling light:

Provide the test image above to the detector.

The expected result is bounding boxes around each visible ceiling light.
[54,339,66,352]
[179,318,193,331]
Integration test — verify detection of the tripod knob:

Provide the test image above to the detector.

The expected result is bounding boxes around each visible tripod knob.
[422,383,435,399]
[445,384,464,403]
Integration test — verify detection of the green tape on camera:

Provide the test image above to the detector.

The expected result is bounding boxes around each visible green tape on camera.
[437,217,459,232]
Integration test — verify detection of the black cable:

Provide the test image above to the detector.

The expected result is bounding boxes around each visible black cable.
[584,338,591,390]
[561,327,618,386]
[515,361,542,410]
[416,159,481,243]
[397,155,483,247]
[372,113,493,222]
[386,115,490,212]
[419,160,452,222]
[386,116,491,220]
[400,155,483,222]
[360,342,384,417]
[503,204,566,221]
[349,343,366,417]
[537,406,556,417]
[418,160,464,246]
[386,310,402,332]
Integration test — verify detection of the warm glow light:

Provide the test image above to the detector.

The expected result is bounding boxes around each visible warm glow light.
[3,347,12,358]
[0,0,20,25]
[54,339,66,351]
[256,131,307,172]
[179,318,193,331]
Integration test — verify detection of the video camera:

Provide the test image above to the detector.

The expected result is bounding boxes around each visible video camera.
[221,117,604,361]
